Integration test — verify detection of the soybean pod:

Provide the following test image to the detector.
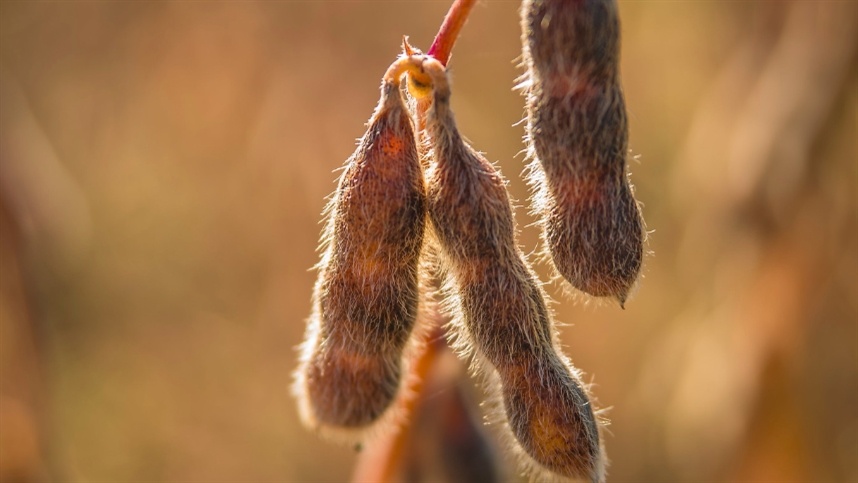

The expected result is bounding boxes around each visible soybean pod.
[294,58,426,440]
[522,0,645,305]
[420,57,606,482]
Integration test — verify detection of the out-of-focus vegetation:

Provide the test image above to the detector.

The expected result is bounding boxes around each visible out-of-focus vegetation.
[0,2,855,482]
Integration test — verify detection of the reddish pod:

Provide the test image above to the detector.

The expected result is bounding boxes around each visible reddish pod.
[522,0,645,305]
[420,57,606,482]
[294,58,426,440]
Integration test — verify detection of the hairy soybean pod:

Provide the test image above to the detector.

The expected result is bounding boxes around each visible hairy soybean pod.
[420,57,605,482]
[522,0,645,305]
[294,58,426,440]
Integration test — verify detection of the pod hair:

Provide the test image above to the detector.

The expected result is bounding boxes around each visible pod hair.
[521,0,645,306]
[419,56,607,482]
[293,57,427,443]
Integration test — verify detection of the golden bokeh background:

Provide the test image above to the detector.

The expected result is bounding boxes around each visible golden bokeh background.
[1,1,856,482]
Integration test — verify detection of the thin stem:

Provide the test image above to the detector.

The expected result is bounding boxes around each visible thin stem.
[404,0,477,129]
[427,0,478,66]
[350,325,446,483]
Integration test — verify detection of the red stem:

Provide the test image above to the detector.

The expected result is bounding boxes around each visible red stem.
[411,0,477,129]
[350,326,446,483]
[427,0,477,66]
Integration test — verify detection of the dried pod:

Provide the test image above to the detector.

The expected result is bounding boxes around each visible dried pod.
[420,57,606,482]
[293,59,426,440]
[521,0,645,305]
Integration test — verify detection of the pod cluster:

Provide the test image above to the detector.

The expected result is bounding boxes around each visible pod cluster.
[295,3,644,476]
[521,0,645,305]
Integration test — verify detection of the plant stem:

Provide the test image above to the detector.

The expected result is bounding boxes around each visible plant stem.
[350,325,446,483]
[427,0,478,66]
[408,0,477,129]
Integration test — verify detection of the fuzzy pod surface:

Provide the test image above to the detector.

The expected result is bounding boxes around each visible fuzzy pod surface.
[522,0,645,304]
[294,65,426,436]
[421,57,605,482]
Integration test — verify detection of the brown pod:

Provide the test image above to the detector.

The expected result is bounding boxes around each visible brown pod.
[522,0,644,305]
[294,60,426,439]
[420,57,605,482]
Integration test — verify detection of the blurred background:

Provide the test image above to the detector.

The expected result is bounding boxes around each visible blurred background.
[1,1,856,482]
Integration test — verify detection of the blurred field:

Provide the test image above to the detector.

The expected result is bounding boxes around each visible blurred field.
[0,1,856,482]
